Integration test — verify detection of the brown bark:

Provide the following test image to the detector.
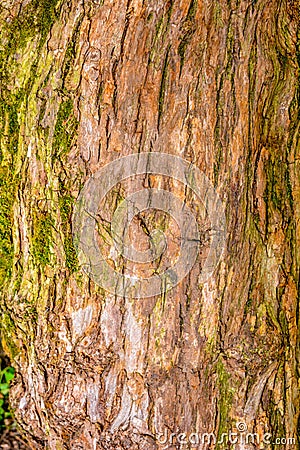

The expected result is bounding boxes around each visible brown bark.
[0,0,299,448]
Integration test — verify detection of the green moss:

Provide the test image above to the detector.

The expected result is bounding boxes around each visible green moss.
[61,15,83,87]
[186,0,198,20]
[264,157,293,226]
[213,145,223,186]
[178,0,198,72]
[10,0,59,48]
[148,17,165,64]
[1,313,19,359]
[270,395,286,437]
[0,95,23,286]
[147,12,154,22]
[0,2,63,418]
[278,310,289,342]
[58,193,78,273]
[260,48,290,145]
[0,0,60,84]
[225,22,234,78]
[52,99,79,159]
[32,211,53,267]
[158,46,170,127]
[212,2,224,28]
[216,359,234,449]
[0,168,17,286]
[296,26,300,90]
[0,0,61,285]
[148,3,173,65]
[36,0,61,41]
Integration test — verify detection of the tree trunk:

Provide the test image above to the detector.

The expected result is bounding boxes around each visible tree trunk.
[0,0,299,448]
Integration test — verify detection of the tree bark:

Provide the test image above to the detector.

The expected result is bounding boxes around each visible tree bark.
[0,0,299,448]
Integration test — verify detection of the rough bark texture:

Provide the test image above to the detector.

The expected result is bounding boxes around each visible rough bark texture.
[0,0,299,448]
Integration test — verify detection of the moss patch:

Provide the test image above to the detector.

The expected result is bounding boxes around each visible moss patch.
[32,211,53,267]
[1,314,19,360]
[58,191,78,273]
[53,99,79,159]
[216,359,234,449]
[0,171,16,286]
